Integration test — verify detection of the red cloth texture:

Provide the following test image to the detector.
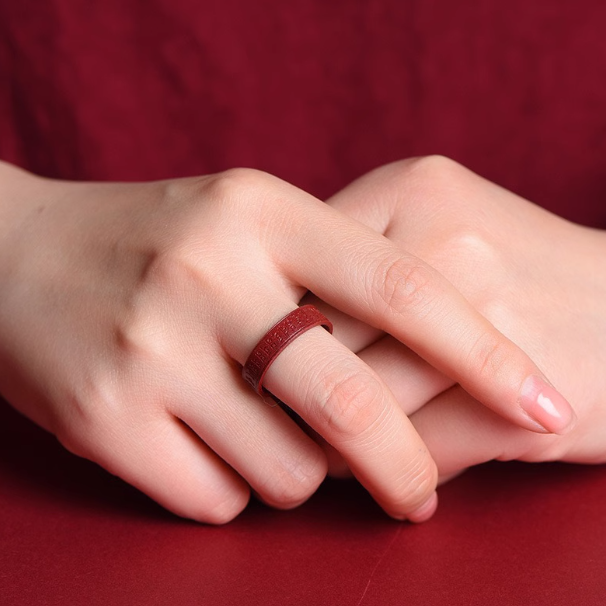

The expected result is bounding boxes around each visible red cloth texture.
[1,0,605,224]
[1,1,606,604]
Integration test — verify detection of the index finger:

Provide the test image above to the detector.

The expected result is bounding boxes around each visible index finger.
[272,192,575,436]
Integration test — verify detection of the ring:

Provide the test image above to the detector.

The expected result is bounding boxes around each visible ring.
[242,305,333,396]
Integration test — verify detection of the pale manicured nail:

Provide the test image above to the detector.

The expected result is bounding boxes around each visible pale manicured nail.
[518,375,576,434]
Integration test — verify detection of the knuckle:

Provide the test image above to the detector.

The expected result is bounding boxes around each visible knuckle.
[389,156,471,221]
[254,441,327,509]
[443,227,500,271]
[277,453,327,507]
[200,167,269,206]
[382,154,457,177]
[216,166,269,187]
[372,254,436,317]
[260,467,321,509]
[467,330,509,379]
[381,155,461,189]
[400,154,462,185]
[195,490,250,525]
[143,249,193,288]
[165,168,271,225]
[168,168,285,244]
[317,369,386,440]
[165,473,251,525]
[426,226,503,295]
[444,227,493,259]
[113,309,160,361]
[162,174,211,204]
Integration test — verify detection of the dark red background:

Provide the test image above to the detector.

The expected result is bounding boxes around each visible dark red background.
[2,0,606,225]
[1,1,605,604]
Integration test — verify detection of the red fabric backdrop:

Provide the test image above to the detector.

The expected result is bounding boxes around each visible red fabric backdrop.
[1,1,606,604]
[1,0,605,224]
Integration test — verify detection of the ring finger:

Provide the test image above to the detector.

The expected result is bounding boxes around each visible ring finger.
[173,356,328,510]
[219,299,439,522]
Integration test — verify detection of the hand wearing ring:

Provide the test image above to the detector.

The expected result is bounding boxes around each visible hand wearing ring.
[305,157,595,483]
[0,160,575,524]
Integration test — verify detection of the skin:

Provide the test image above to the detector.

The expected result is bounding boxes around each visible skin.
[0,156,579,523]
[314,156,606,480]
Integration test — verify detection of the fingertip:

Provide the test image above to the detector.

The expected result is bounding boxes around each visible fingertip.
[405,491,439,523]
[195,485,252,525]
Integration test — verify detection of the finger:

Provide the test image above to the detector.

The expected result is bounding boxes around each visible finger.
[356,334,454,416]
[221,300,439,521]
[79,415,251,525]
[173,358,327,510]
[299,423,354,479]
[357,337,469,486]
[300,291,384,352]
[296,297,413,480]
[317,334,452,480]
[273,169,575,434]
[409,385,561,478]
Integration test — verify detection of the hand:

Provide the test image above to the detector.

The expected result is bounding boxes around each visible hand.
[316,156,605,480]
[0,160,572,523]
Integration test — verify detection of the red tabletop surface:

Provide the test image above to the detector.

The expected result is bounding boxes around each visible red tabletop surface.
[1,1,606,604]
[2,400,606,605]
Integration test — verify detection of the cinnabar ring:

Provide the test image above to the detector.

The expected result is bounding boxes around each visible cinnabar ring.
[242,305,333,395]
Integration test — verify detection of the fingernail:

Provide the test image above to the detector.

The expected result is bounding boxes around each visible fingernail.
[518,375,576,434]
[406,491,438,524]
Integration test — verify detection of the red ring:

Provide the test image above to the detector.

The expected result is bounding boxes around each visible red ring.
[242,305,333,396]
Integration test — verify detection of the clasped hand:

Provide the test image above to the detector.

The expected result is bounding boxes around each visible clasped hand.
[0,156,602,524]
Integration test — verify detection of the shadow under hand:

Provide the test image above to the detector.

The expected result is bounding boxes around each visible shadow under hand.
[0,399,172,522]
